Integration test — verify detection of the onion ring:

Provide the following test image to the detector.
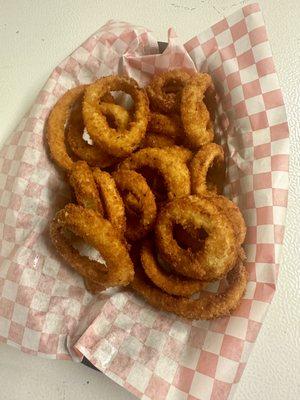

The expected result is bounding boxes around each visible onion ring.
[181,73,214,148]
[83,75,149,157]
[146,69,191,113]
[69,162,126,291]
[141,133,175,148]
[210,195,246,246]
[155,195,238,280]
[50,204,134,287]
[112,170,157,241]
[119,146,191,201]
[84,278,105,294]
[147,112,182,140]
[93,168,126,237]
[98,102,130,129]
[47,86,118,171]
[190,143,225,195]
[69,161,103,215]
[141,239,208,297]
[131,257,247,320]
[67,101,129,168]
[70,161,126,237]
[47,85,86,171]
[69,161,104,293]
[166,146,193,163]
[123,192,140,214]
[50,222,106,283]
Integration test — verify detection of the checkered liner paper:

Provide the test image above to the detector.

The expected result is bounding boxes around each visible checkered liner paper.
[0,3,289,400]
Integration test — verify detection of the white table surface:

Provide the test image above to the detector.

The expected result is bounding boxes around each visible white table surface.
[0,1,299,399]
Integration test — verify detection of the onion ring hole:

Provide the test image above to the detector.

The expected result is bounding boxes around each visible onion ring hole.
[63,229,107,266]
[137,166,168,203]
[173,224,208,252]
[206,157,225,194]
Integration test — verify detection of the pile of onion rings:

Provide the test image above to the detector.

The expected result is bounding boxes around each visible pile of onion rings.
[47,70,247,320]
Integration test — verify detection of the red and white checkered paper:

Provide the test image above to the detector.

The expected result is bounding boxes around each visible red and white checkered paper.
[0,3,289,400]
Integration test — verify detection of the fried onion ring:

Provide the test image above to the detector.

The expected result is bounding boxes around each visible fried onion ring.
[141,239,207,297]
[155,195,238,280]
[50,204,134,287]
[47,86,119,171]
[93,168,126,237]
[112,170,157,241]
[210,195,246,246]
[47,85,86,171]
[123,192,140,214]
[98,102,130,129]
[131,257,248,320]
[190,143,225,195]
[83,75,149,157]
[69,161,104,293]
[67,101,129,168]
[146,69,191,113]
[69,162,126,291]
[141,133,175,149]
[166,145,193,163]
[181,73,214,148]
[84,278,105,294]
[70,161,126,237]
[119,146,191,201]
[147,112,182,140]
[69,161,103,215]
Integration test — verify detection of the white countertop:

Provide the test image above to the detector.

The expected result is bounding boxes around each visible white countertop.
[0,1,299,399]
